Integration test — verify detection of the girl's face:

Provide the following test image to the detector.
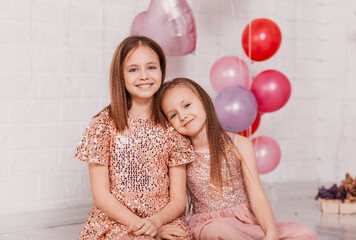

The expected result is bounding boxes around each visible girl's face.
[123,45,162,102]
[161,85,207,138]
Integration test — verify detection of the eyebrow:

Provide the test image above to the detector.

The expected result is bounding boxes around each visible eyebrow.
[165,100,185,114]
[126,64,138,68]
[126,61,159,67]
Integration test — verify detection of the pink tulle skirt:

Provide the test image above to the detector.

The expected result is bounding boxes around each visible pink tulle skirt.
[188,203,317,240]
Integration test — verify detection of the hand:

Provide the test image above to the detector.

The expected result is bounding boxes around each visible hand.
[128,218,158,237]
[263,231,279,240]
[155,224,188,240]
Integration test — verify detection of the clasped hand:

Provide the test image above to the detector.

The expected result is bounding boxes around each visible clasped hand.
[128,218,158,237]
[128,219,188,239]
[155,224,188,240]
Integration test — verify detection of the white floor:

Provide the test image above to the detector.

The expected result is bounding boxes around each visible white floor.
[270,199,356,240]
[0,198,355,240]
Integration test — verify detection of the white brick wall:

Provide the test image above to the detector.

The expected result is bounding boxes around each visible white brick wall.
[0,0,356,230]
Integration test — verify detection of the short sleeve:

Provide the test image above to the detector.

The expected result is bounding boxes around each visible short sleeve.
[168,126,195,167]
[73,111,113,165]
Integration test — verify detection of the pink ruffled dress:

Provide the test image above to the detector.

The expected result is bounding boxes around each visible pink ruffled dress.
[186,133,317,240]
[73,110,194,239]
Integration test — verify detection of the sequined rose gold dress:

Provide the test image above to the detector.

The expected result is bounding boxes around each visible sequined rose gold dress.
[74,110,193,239]
[187,133,317,240]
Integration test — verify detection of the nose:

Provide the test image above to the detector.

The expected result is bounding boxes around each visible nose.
[139,69,149,80]
[179,112,187,122]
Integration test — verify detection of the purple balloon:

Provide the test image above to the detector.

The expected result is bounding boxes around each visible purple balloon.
[214,85,258,132]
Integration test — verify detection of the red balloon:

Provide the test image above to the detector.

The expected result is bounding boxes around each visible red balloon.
[242,18,282,61]
[251,70,291,113]
[252,136,281,174]
[238,112,261,137]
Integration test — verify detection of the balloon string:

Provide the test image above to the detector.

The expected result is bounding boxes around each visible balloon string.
[248,21,252,64]
[229,0,244,89]
[249,21,252,88]
[247,22,252,139]
[248,11,254,140]
[230,0,254,140]
[229,0,238,43]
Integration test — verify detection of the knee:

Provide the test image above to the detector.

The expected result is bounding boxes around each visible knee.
[201,221,225,238]
[200,221,246,240]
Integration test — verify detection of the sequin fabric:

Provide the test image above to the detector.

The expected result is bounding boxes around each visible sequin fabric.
[73,109,194,239]
[186,133,250,214]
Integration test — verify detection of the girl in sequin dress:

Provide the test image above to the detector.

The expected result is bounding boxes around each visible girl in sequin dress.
[73,36,194,240]
[158,78,318,240]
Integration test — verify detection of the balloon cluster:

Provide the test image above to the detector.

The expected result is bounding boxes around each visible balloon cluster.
[211,18,291,174]
[130,3,290,175]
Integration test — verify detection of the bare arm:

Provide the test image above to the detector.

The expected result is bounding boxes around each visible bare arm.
[88,163,141,227]
[149,164,187,228]
[237,135,279,240]
[131,164,187,237]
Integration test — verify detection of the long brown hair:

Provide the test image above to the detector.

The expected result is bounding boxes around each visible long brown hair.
[157,77,237,189]
[97,35,167,131]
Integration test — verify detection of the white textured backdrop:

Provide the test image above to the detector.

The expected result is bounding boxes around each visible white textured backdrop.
[0,0,355,231]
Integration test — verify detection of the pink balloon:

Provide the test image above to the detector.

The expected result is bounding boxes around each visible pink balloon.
[251,70,291,113]
[131,0,196,56]
[252,136,281,174]
[210,56,251,93]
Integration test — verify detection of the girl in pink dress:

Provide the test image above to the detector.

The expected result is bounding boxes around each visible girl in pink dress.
[73,36,193,239]
[158,77,318,240]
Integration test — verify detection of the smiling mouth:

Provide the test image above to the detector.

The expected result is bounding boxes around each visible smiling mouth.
[184,119,194,127]
[136,83,154,88]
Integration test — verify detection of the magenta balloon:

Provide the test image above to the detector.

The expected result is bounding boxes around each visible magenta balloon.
[131,0,196,56]
[251,70,291,113]
[210,56,251,93]
[214,85,257,132]
[252,136,281,174]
